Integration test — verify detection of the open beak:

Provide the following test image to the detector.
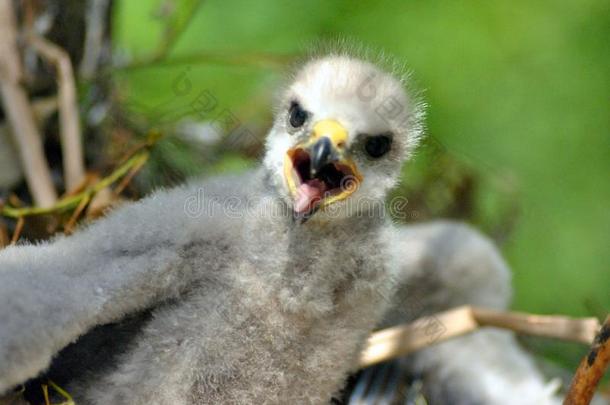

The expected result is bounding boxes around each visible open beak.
[284,119,363,218]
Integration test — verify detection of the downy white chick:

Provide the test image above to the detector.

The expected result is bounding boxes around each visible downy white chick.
[0,54,423,404]
[0,54,559,405]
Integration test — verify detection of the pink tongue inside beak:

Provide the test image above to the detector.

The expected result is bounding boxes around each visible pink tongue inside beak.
[294,180,325,214]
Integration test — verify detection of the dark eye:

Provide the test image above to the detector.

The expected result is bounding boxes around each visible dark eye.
[289,101,308,128]
[364,135,392,158]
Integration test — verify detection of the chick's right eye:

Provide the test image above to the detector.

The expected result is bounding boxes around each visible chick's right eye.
[289,102,308,128]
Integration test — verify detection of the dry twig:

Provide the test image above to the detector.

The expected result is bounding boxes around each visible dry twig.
[564,316,610,405]
[360,306,601,368]
[0,131,161,219]
[112,155,147,196]
[79,0,111,79]
[27,33,85,192]
[1,151,149,219]
[472,307,599,344]
[63,194,91,234]
[0,219,9,248]
[10,217,24,245]
[39,380,74,405]
[0,0,57,207]
[86,186,117,218]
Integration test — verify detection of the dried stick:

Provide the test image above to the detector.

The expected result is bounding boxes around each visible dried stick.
[0,0,57,207]
[79,0,111,79]
[63,193,91,234]
[27,33,85,192]
[564,316,610,405]
[42,384,50,405]
[0,131,161,219]
[0,151,149,219]
[360,306,477,368]
[0,219,9,248]
[31,96,59,126]
[359,305,601,368]
[472,307,599,344]
[10,217,24,245]
[112,155,147,196]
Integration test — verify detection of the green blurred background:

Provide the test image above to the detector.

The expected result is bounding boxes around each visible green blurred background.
[111,0,609,370]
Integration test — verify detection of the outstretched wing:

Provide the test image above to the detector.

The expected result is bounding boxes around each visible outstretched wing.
[0,172,255,393]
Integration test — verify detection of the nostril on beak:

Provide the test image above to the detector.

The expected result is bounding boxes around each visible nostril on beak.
[310,137,333,176]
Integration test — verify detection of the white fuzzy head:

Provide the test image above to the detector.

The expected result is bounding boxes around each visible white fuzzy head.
[263,54,424,222]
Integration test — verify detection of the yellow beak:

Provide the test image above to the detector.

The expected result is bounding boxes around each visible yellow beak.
[310,119,348,149]
[284,119,363,215]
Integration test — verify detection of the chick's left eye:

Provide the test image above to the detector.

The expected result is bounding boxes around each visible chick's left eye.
[364,135,392,158]
[289,102,308,128]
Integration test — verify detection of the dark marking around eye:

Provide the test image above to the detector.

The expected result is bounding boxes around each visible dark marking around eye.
[364,134,392,158]
[289,101,309,128]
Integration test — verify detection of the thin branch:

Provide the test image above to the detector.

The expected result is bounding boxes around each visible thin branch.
[63,193,91,234]
[86,186,115,218]
[106,1,218,77]
[0,0,57,207]
[0,218,9,247]
[112,155,147,196]
[47,380,75,405]
[113,50,295,73]
[359,306,601,368]
[0,131,161,219]
[79,0,111,79]
[360,306,477,368]
[10,217,24,244]
[42,384,50,405]
[472,307,600,345]
[0,151,149,219]
[31,96,59,126]
[27,33,86,192]
[152,0,206,61]
[564,316,610,405]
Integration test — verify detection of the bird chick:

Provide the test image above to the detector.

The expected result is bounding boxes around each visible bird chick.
[0,54,423,404]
